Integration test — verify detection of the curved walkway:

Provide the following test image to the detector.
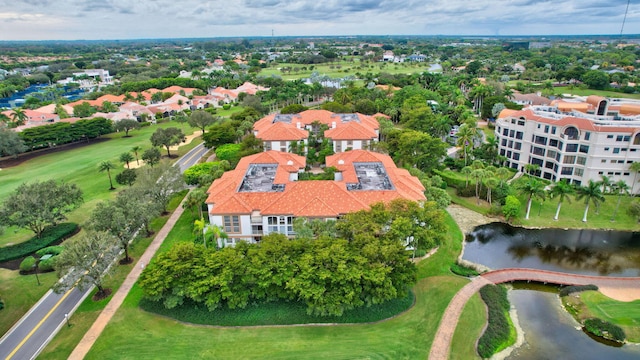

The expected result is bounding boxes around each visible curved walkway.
[428,268,640,360]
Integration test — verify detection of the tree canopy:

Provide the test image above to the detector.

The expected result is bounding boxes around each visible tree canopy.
[0,180,83,237]
[150,127,185,157]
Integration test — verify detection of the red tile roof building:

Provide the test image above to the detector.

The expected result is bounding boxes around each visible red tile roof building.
[496,98,640,194]
[253,110,380,154]
[205,150,425,246]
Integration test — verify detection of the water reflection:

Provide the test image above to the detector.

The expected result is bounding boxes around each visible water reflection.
[464,223,640,276]
[507,286,640,360]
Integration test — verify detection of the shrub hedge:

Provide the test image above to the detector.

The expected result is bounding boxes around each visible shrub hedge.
[19,256,37,273]
[0,223,77,263]
[584,318,626,342]
[450,263,479,277]
[477,284,511,358]
[559,284,598,297]
[35,245,65,258]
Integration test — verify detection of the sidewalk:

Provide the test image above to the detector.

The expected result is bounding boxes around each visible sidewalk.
[68,193,189,359]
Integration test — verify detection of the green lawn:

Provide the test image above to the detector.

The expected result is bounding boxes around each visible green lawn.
[564,290,640,342]
[0,121,195,246]
[259,61,438,81]
[555,86,640,100]
[38,211,484,360]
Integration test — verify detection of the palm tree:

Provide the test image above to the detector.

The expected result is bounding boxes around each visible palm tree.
[10,108,27,126]
[471,168,486,204]
[629,162,640,195]
[485,177,499,205]
[598,175,612,194]
[119,152,134,169]
[549,180,575,221]
[496,167,511,186]
[194,218,208,247]
[524,163,540,176]
[131,146,142,166]
[518,178,545,220]
[576,180,605,223]
[98,161,116,190]
[456,124,476,166]
[461,166,472,187]
[610,180,630,221]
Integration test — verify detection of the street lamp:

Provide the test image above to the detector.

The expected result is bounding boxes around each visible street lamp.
[64,313,71,328]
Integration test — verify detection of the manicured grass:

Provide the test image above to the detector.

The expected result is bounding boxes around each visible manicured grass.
[0,269,58,335]
[259,61,438,81]
[563,290,640,342]
[57,211,481,360]
[555,86,640,100]
[0,121,195,246]
[451,293,485,360]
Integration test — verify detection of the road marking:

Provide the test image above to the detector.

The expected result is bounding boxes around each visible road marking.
[181,146,204,167]
[5,288,75,360]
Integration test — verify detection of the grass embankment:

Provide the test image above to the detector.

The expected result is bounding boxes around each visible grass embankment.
[42,212,485,360]
[562,290,640,342]
[37,191,187,359]
[444,174,638,231]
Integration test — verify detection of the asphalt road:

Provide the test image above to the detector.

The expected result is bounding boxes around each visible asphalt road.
[0,142,209,360]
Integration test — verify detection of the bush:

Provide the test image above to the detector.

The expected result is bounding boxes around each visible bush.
[139,121,151,127]
[35,245,64,257]
[222,104,231,110]
[477,284,511,358]
[450,263,479,277]
[19,256,37,273]
[559,284,598,297]
[0,223,78,263]
[0,297,4,310]
[584,318,626,342]
[433,169,466,188]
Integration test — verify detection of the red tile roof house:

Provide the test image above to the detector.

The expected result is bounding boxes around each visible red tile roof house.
[253,110,380,155]
[2,109,60,127]
[205,150,425,247]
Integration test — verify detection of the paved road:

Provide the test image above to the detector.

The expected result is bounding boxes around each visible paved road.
[0,142,209,360]
[428,268,640,360]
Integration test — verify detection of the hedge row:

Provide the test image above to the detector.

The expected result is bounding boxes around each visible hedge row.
[559,284,598,297]
[477,284,511,358]
[584,318,626,342]
[0,223,77,263]
[450,263,479,277]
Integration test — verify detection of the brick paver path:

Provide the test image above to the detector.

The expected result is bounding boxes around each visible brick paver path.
[68,195,188,359]
[428,268,640,360]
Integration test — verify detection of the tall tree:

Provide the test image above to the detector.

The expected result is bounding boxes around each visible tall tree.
[0,128,27,157]
[517,178,545,220]
[610,180,630,221]
[549,180,575,221]
[598,175,612,194]
[456,124,477,166]
[188,111,217,134]
[150,127,185,157]
[131,145,142,166]
[98,160,117,190]
[0,180,83,237]
[141,147,161,167]
[119,152,134,169]
[53,231,120,299]
[134,161,185,213]
[10,108,27,126]
[183,188,208,218]
[576,180,605,222]
[114,119,141,137]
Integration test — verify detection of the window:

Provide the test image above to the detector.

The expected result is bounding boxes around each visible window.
[547,150,557,159]
[549,139,558,147]
[566,144,578,152]
[336,141,342,152]
[551,126,557,135]
[613,148,620,154]
[544,125,549,133]
[601,159,606,163]
[509,129,515,138]
[579,145,589,153]
[267,216,294,235]
[501,138,507,146]
[280,141,287,152]
[575,168,584,177]
[635,133,640,145]
[223,216,241,234]
[616,135,623,141]
[584,132,590,141]
[564,126,579,140]
[607,134,614,139]
[604,147,610,151]
[514,142,522,150]
[347,140,353,148]
[545,161,554,169]
[557,141,563,151]
[508,140,514,148]
[561,167,574,175]
[513,152,520,161]
[531,157,544,166]
[576,157,586,165]
[563,155,576,164]
[623,135,630,142]
[516,131,523,140]
[517,120,525,126]
[503,128,508,136]
[264,142,272,151]
[534,136,547,145]
[532,146,545,156]
[251,225,263,235]
[618,160,625,164]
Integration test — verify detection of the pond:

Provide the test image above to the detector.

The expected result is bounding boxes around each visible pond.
[463,223,640,358]
[463,222,640,276]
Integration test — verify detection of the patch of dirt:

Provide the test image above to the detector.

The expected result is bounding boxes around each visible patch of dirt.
[119,257,134,265]
[92,288,112,301]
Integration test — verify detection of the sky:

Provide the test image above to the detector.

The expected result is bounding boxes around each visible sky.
[0,0,638,41]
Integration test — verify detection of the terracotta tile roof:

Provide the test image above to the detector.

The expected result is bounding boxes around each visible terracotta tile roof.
[503,109,638,133]
[96,94,126,104]
[256,122,308,141]
[207,150,425,218]
[324,121,377,140]
[162,86,197,95]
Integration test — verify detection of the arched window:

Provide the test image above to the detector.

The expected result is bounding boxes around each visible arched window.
[634,133,640,145]
[564,126,579,140]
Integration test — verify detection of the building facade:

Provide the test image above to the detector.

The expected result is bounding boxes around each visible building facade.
[496,97,640,194]
[205,150,425,247]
